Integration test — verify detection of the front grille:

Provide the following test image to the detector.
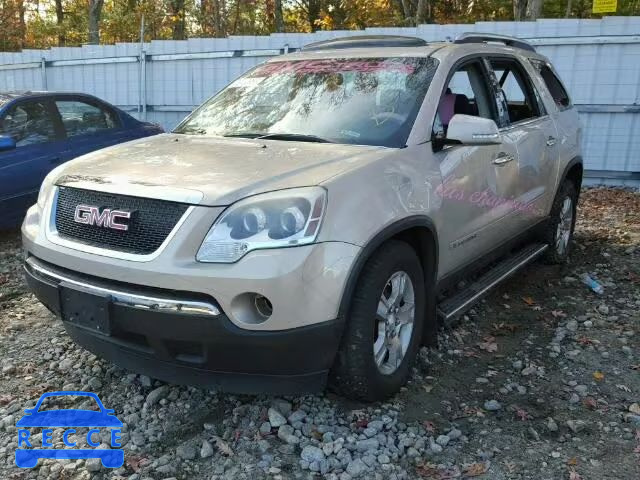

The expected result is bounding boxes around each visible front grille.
[54,187,189,255]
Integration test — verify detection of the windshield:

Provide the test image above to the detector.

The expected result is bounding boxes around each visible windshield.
[174,57,439,147]
[37,395,100,412]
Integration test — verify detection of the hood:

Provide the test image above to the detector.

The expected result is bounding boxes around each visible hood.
[55,133,385,205]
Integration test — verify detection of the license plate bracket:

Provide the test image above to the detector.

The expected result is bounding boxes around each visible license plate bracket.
[59,283,111,336]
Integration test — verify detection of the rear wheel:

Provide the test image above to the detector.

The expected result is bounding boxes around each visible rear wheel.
[542,180,577,264]
[330,240,425,401]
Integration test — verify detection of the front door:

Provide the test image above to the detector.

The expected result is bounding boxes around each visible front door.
[0,99,64,227]
[434,58,523,275]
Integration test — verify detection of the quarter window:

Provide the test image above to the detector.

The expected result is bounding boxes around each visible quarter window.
[489,59,541,124]
[0,101,56,147]
[530,60,571,109]
[55,100,119,137]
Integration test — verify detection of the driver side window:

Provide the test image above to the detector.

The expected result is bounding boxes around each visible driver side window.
[433,61,496,147]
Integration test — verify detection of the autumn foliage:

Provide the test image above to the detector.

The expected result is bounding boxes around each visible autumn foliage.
[0,0,639,53]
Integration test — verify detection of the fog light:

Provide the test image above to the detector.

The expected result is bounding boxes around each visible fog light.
[230,292,274,325]
[254,294,273,319]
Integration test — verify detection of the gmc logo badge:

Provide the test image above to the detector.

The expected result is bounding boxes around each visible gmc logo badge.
[74,205,131,231]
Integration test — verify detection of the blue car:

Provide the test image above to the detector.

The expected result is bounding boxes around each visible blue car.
[16,391,123,428]
[0,91,163,229]
[16,391,124,468]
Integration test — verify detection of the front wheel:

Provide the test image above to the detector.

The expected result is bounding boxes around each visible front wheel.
[542,180,578,264]
[330,240,425,401]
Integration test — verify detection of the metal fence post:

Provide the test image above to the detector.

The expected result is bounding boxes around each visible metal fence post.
[40,58,47,90]
[139,51,147,121]
[139,15,147,121]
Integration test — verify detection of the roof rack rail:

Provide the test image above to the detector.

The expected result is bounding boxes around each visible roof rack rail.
[454,32,536,52]
[301,35,428,51]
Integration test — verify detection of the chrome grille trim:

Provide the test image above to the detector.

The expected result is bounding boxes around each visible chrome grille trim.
[26,256,220,316]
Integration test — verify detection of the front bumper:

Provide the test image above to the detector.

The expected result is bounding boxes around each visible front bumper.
[22,204,361,331]
[25,256,343,394]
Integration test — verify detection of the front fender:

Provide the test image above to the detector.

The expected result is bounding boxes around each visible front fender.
[318,144,443,249]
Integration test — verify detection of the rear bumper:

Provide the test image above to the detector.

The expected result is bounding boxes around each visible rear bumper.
[25,256,343,395]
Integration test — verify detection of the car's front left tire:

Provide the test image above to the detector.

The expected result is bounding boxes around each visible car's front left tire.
[330,240,425,401]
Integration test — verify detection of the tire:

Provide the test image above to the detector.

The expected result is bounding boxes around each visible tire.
[542,179,578,264]
[330,240,425,401]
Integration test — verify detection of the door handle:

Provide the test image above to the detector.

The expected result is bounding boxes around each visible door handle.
[546,136,557,147]
[492,152,514,165]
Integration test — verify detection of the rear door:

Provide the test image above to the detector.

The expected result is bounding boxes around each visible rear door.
[528,59,581,193]
[485,56,560,231]
[0,99,65,227]
[53,97,129,162]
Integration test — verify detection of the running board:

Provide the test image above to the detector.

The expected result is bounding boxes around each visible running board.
[437,243,548,323]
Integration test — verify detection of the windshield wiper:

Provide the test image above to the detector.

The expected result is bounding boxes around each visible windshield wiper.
[257,133,332,143]
[177,128,207,135]
[223,132,333,143]
[223,132,267,139]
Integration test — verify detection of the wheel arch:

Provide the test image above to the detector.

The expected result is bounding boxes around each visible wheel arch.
[560,156,583,198]
[337,216,439,328]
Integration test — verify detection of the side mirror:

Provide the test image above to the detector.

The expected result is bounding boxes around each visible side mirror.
[0,135,16,152]
[446,114,501,146]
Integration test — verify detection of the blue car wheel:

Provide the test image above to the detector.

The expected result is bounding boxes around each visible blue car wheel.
[15,450,38,468]
[100,449,124,468]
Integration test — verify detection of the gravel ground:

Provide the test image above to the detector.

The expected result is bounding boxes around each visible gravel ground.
[0,187,639,480]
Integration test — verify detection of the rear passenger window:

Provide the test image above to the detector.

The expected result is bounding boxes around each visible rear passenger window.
[489,59,542,124]
[530,60,571,109]
[56,100,119,138]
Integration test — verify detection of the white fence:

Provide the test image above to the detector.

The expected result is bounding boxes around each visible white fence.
[1,16,639,184]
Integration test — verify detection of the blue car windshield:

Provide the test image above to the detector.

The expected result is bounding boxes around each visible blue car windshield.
[38,395,100,412]
[174,57,439,148]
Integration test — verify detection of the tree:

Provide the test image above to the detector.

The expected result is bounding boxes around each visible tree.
[88,0,104,44]
[167,0,186,40]
[417,0,431,23]
[0,0,639,52]
[55,0,65,46]
[513,0,527,19]
[18,0,26,47]
[289,0,322,32]
[0,0,25,51]
[199,0,215,35]
[400,0,414,24]
[527,0,543,18]
[274,0,284,31]
[513,0,544,19]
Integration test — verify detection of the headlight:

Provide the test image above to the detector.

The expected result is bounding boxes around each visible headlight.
[37,166,64,210]
[197,187,327,263]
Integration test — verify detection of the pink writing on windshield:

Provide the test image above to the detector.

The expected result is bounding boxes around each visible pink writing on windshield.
[254,59,415,76]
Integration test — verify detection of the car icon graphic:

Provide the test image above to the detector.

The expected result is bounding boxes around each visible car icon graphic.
[15,391,124,469]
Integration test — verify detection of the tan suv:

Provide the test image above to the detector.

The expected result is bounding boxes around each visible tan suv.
[22,34,582,401]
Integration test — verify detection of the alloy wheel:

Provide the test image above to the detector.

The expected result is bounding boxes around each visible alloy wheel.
[373,271,416,375]
[555,196,573,255]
